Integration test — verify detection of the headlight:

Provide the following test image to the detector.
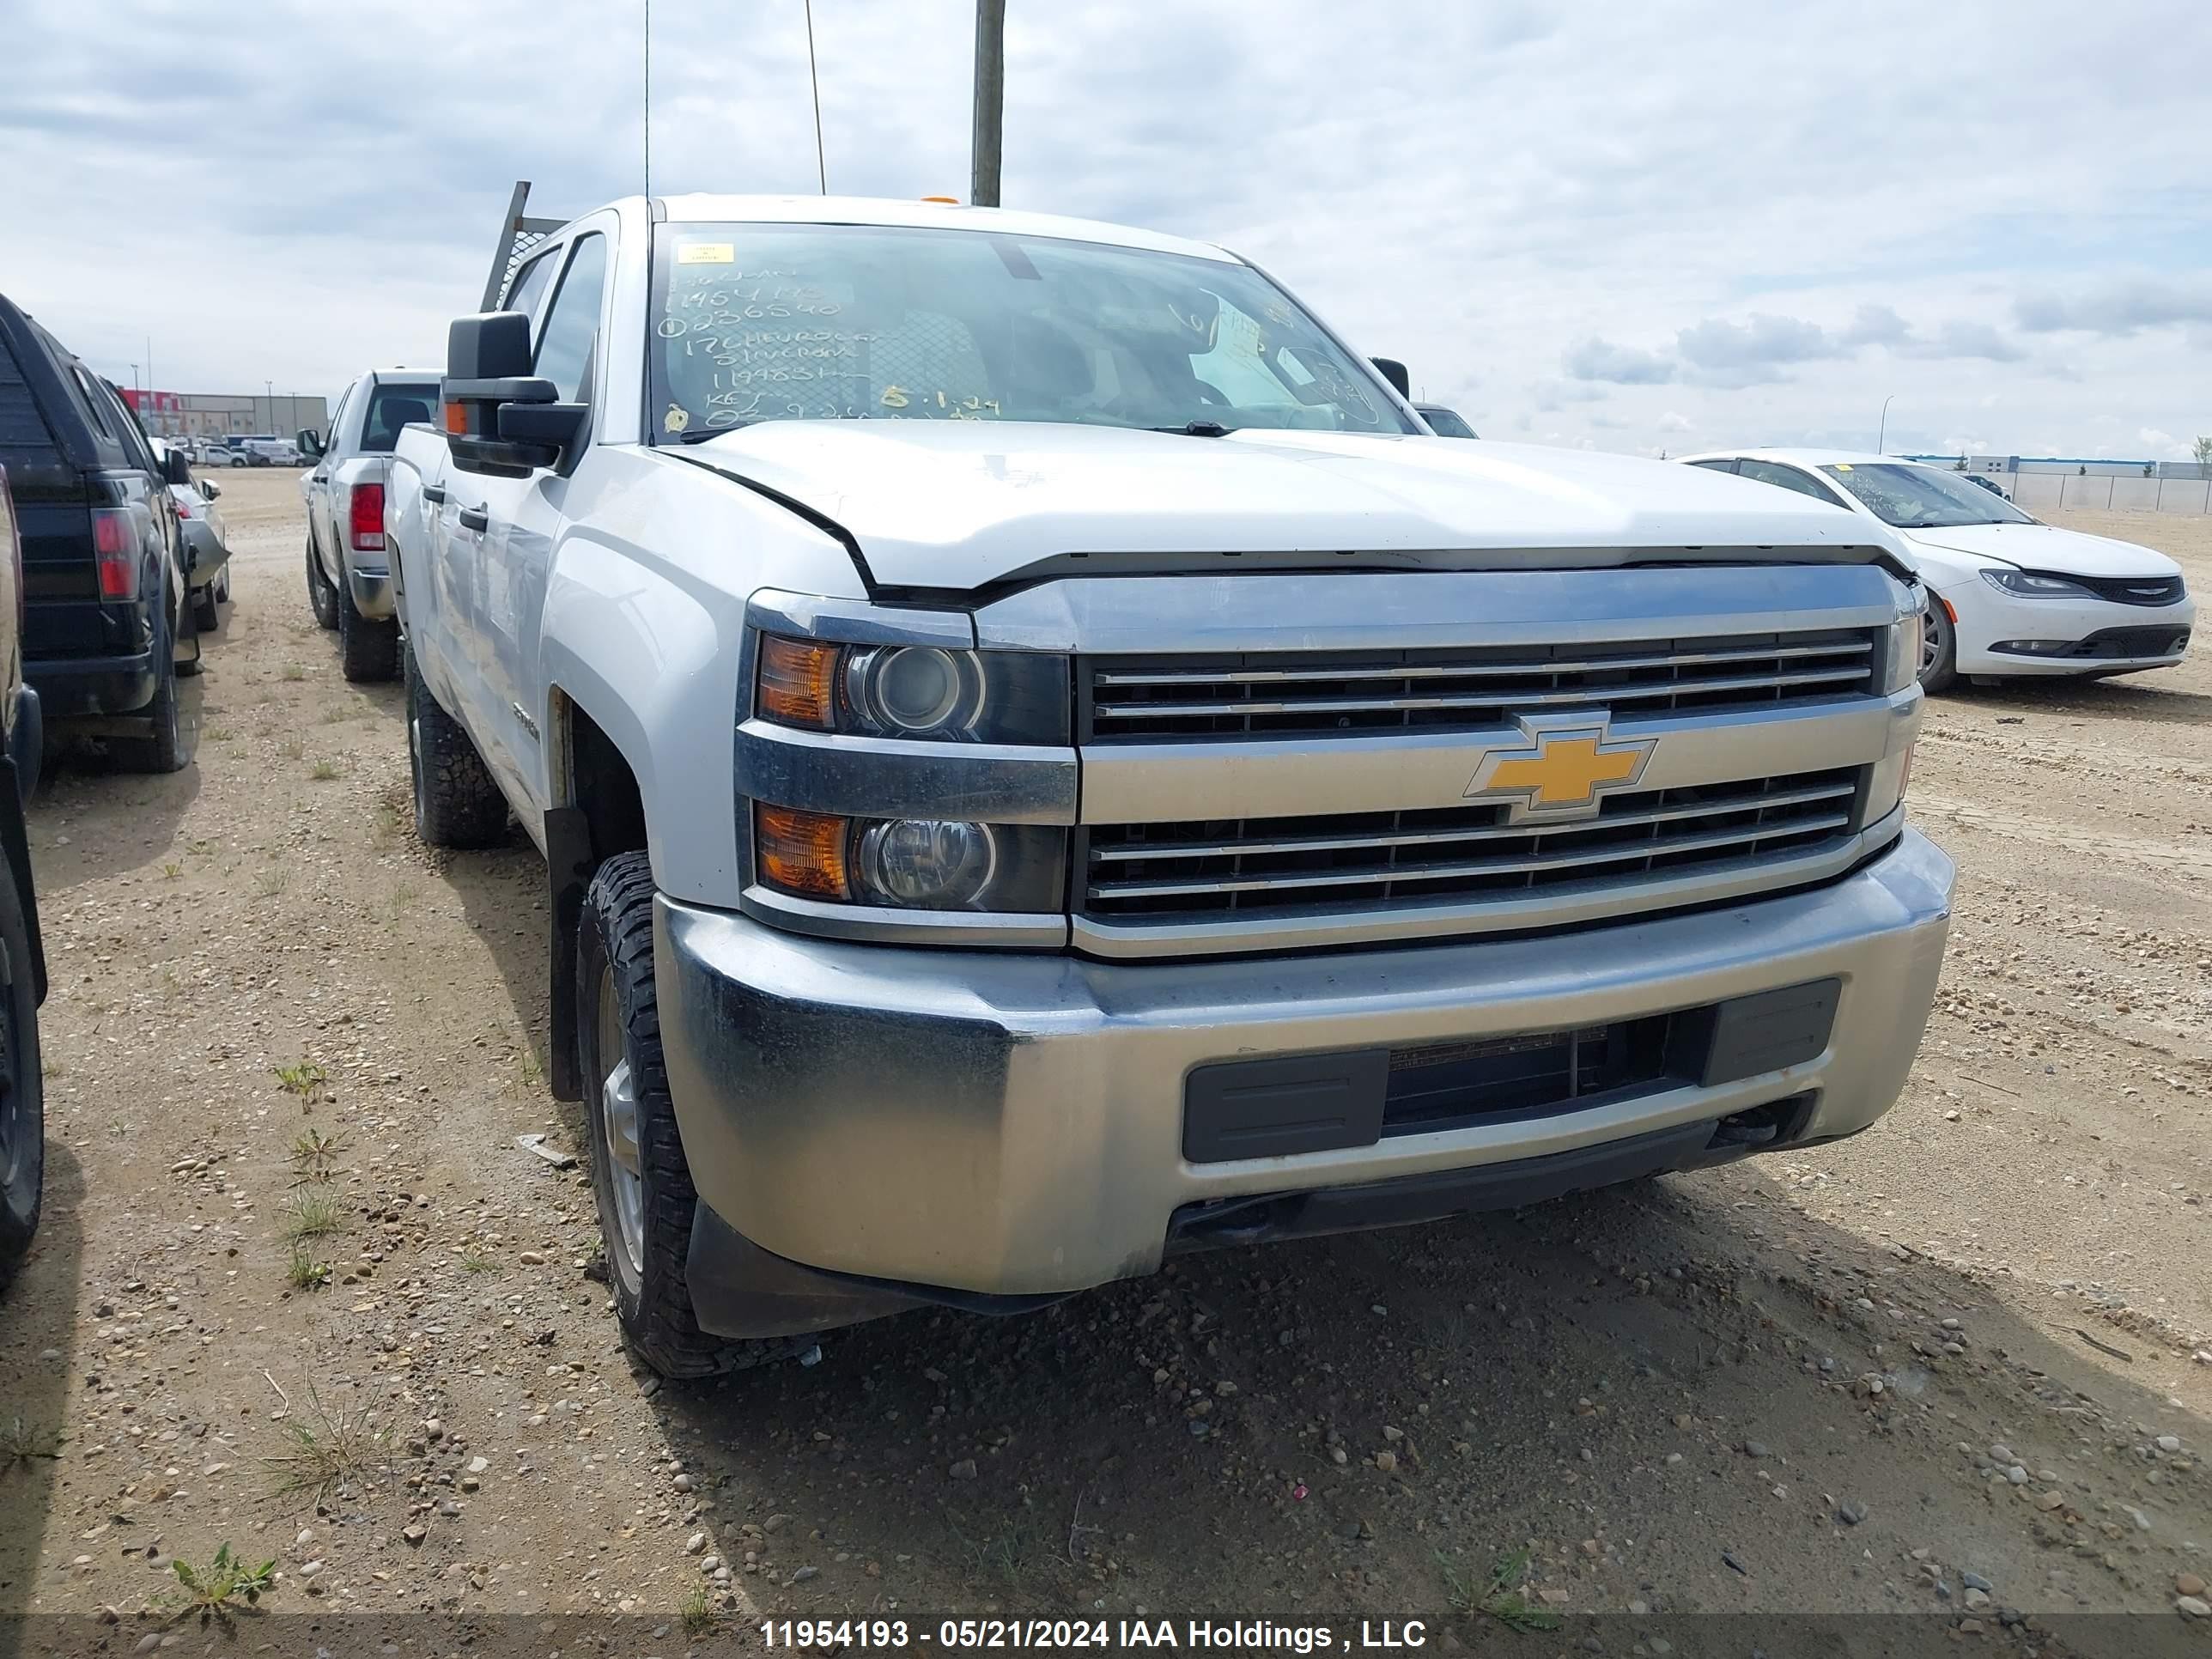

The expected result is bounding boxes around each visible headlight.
[856,818,997,906]
[756,805,1064,912]
[756,635,1068,744]
[1982,568,2094,599]
[847,646,983,735]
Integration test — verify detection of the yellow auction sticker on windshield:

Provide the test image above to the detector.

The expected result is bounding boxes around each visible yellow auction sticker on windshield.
[677,243,734,264]
[1833,462,1854,471]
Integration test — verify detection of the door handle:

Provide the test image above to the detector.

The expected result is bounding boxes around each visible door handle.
[459,506,489,532]
[423,484,446,504]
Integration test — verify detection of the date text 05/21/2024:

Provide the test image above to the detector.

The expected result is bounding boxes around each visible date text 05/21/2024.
[757,1620,1431,1651]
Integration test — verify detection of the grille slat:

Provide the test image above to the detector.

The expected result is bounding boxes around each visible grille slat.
[1092,665,1872,723]
[1094,639,1872,690]
[1089,779,1858,863]
[1085,629,1882,743]
[1083,769,1861,922]
[1091,809,1855,900]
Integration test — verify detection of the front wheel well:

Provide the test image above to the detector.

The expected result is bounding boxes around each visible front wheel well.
[544,694,649,1101]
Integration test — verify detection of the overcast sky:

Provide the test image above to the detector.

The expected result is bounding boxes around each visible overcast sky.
[6,0,2207,459]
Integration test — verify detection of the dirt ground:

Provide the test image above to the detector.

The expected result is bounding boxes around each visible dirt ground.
[2,475,2208,1650]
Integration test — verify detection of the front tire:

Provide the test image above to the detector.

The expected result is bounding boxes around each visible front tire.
[192,582,220,634]
[578,852,791,1378]
[0,839,44,1292]
[404,639,506,848]
[1919,599,1957,694]
[337,592,400,683]
[306,538,339,630]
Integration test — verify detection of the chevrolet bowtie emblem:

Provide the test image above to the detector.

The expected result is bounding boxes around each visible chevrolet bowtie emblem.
[1467,716,1657,822]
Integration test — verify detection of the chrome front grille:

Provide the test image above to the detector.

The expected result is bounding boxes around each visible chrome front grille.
[1082,769,1862,923]
[1083,629,1881,742]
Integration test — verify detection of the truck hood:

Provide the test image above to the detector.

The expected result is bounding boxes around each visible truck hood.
[678,422,1897,592]
[1900,520,2181,578]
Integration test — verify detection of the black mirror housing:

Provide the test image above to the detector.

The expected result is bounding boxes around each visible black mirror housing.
[296,428,323,459]
[448,311,533,380]
[161,447,193,487]
[1370,357,1411,398]
[444,312,566,477]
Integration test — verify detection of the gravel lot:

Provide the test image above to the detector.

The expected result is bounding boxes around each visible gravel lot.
[3,475,2208,1646]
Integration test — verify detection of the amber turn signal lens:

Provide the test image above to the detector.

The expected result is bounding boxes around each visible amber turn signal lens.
[757,805,850,900]
[758,635,840,729]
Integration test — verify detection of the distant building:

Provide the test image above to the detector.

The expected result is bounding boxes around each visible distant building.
[118,388,330,441]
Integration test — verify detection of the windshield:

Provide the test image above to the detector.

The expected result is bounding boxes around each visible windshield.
[647,222,1414,441]
[361,383,437,453]
[1820,462,2035,528]
[1419,406,1476,439]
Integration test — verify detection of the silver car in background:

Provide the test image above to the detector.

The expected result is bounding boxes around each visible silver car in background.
[153,440,232,632]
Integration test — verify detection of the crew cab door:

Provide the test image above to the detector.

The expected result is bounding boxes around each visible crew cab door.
[448,227,610,817]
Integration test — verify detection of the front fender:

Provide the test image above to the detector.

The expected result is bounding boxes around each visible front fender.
[538,534,742,904]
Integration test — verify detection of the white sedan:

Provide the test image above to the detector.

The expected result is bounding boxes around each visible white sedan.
[1679,449,2193,691]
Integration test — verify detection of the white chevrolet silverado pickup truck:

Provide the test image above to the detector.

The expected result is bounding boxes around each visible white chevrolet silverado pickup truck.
[386,194,1954,1377]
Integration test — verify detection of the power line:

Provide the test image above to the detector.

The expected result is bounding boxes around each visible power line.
[804,0,828,193]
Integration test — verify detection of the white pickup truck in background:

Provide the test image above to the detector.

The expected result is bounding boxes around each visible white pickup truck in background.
[297,368,439,680]
[385,194,1952,1378]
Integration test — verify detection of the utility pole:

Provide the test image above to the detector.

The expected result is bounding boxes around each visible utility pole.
[970,0,1005,207]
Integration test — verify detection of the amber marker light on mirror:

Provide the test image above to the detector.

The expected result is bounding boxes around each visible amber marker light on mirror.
[756,805,851,900]
[757,635,841,729]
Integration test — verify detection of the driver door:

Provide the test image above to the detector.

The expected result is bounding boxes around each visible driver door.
[451,225,610,818]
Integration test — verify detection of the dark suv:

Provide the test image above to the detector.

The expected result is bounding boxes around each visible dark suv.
[0,293,194,770]
[0,465,50,1288]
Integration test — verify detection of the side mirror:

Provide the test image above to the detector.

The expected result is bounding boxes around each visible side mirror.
[444,311,579,477]
[296,428,324,459]
[203,479,222,500]
[1370,357,1411,399]
[161,447,194,487]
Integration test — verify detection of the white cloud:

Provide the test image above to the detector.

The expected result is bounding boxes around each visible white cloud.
[0,0,2203,459]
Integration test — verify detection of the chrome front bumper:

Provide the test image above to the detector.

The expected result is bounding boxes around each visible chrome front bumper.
[657,826,1953,1299]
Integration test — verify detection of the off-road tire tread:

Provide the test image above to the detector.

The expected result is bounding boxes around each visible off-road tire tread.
[0,842,45,1291]
[114,616,185,774]
[405,641,507,848]
[582,852,812,1378]
[306,537,339,630]
[337,592,401,683]
[192,583,220,634]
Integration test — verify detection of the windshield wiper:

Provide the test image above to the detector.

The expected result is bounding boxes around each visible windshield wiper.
[1152,420,1232,437]
[676,424,756,443]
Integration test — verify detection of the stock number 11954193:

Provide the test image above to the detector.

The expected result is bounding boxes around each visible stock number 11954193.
[760,1620,1123,1648]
